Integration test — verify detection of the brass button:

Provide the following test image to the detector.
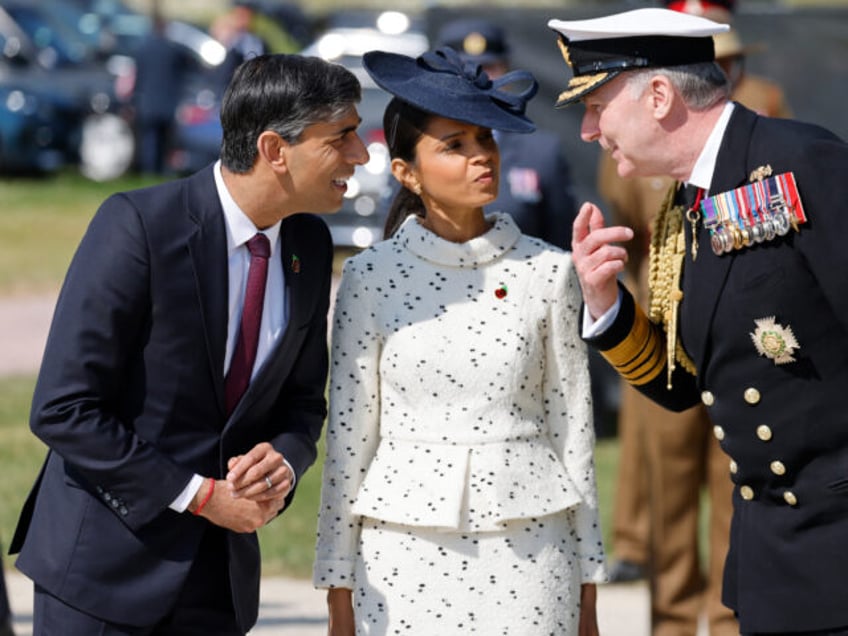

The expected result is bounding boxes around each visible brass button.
[740,485,754,500]
[729,460,738,474]
[701,391,715,407]
[757,425,773,441]
[713,425,725,441]
[770,460,786,476]
[744,387,761,405]
[783,491,798,506]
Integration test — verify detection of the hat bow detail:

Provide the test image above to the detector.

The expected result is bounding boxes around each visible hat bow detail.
[419,47,538,118]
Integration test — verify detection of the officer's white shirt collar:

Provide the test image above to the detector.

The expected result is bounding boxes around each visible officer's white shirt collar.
[687,101,735,193]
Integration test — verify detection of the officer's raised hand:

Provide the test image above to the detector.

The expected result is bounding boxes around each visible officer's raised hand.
[571,201,634,321]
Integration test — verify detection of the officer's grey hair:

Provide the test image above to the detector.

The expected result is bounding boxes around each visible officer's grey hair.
[625,62,731,111]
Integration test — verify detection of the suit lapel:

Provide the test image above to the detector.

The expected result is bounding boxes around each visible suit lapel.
[185,167,229,416]
[680,104,759,373]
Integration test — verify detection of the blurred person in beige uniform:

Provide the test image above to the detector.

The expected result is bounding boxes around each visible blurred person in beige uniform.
[599,1,791,634]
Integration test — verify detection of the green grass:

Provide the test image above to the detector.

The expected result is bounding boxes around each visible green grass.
[0,376,45,553]
[594,436,620,557]
[0,171,166,295]
[258,435,327,578]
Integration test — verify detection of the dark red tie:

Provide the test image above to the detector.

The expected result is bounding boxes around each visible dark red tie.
[225,233,271,415]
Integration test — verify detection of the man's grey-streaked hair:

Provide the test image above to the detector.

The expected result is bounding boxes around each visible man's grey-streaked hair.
[220,54,362,173]
[625,61,731,111]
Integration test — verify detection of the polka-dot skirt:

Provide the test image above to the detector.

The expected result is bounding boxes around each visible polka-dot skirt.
[353,513,582,635]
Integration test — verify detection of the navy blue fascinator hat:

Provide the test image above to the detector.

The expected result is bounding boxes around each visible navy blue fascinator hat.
[362,46,538,134]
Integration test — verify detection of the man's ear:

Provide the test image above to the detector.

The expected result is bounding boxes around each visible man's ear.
[257,131,288,172]
[648,74,674,119]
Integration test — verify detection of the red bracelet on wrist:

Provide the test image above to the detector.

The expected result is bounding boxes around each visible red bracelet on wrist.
[193,478,215,516]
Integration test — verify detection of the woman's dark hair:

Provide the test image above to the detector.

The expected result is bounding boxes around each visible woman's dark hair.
[381,97,434,239]
[220,54,361,173]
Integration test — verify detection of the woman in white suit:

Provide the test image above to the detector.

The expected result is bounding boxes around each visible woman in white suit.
[314,46,607,636]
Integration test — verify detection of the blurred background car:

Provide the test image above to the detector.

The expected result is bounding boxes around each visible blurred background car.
[0,81,83,174]
[0,0,230,179]
[0,0,135,179]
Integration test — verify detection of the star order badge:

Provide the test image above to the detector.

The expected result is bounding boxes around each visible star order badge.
[750,316,800,365]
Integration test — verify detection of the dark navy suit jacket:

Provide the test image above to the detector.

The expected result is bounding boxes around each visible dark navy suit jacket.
[10,165,331,631]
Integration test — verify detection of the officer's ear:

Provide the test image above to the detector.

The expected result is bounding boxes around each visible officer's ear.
[647,73,674,119]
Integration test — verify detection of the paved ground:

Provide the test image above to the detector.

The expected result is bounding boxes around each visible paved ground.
[0,293,54,377]
[1,292,661,635]
[5,568,651,636]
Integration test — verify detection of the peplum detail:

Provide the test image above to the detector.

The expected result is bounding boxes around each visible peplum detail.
[351,435,583,531]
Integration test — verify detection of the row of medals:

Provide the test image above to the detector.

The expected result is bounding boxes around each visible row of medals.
[692,193,797,256]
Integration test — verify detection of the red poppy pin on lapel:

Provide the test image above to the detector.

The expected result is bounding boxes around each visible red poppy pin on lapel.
[291,254,301,273]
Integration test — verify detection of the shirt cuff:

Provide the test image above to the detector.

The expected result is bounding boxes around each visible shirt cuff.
[284,457,297,496]
[581,289,623,339]
[170,473,205,512]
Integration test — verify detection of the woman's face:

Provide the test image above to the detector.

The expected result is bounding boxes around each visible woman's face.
[411,115,500,214]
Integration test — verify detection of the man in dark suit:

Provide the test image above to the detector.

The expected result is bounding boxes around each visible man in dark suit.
[10,54,368,635]
[437,18,577,249]
[553,7,848,635]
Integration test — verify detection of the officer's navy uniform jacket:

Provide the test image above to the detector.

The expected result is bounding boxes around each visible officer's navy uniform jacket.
[589,104,848,633]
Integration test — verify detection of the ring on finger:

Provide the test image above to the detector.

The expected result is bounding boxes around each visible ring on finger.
[264,475,273,490]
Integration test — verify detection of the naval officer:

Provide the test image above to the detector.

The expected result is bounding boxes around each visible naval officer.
[551,7,848,635]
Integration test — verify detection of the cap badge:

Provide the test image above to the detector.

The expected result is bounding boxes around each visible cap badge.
[750,316,800,365]
[463,32,487,56]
